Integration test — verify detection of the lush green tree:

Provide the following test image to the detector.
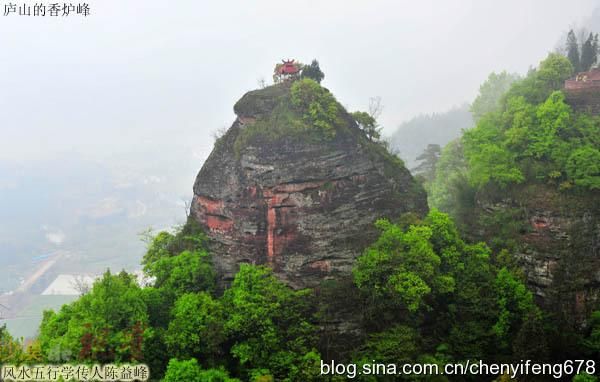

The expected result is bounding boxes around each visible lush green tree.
[594,34,599,65]
[471,71,520,121]
[146,249,216,297]
[163,359,202,382]
[139,220,214,378]
[512,311,549,362]
[528,91,570,160]
[506,53,573,104]
[284,351,323,382]
[141,216,215,301]
[353,208,498,349]
[142,218,209,271]
[420,49,599,365]
[142,231,177,268]
[290,78,340,137]
[222,264,319,380]
[356,325,422,365]
[165,292,226,364]
[162,358,240,382]
[566,146,600,189]
[428,139,474,221]
[352,210,533,364]
[23,340,44,364]
[567,29,581,73]
[141,286,172,329]
[424,212,499,359]
[492,268,538,351]
[502,95,537,153]
[38,271,148,363]
[143,326,170,380]
[353,219,445,316]
[0,325,23,364]
[456,54,600,192]
[464,141,524,188]
[351,111,381,141]
[301,59,324,83]
[582,310,600,357]
[412,143,441,182]
[536,53,574,91]
[573,374,599,382]
[581,32,598,71]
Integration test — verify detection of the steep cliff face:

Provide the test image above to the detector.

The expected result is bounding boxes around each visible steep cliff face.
[564,88,600,115]
[191,83,428,289]
[476,184,600,324]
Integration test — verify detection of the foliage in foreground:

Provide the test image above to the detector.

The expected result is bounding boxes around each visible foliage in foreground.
[28,210,600,381]
[37,220,320,381]
[352,210,542,368]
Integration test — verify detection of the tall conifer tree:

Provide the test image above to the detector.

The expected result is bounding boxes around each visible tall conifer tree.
[581,33,596,71]
[566,29,581,72]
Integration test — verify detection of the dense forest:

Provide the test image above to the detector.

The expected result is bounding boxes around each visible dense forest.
[1,39,600,382]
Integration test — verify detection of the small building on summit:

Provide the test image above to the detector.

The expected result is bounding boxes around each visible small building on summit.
[273,59,301,82]
[564,68,600,115]
[564,68,600,90]
[277,59,300,75]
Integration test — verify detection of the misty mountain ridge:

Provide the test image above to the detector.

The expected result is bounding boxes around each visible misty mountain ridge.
[388,104,473,168]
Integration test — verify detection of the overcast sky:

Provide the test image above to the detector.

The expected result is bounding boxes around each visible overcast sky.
[0,0,598,163]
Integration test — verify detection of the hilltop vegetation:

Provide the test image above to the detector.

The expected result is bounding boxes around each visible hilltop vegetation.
[430,53,599,217]
[231,79,344,156]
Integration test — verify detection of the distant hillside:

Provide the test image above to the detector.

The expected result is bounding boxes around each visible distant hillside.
[388,104,473,168]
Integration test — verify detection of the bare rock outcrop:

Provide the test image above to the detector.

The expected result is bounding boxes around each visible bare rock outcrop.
[191,83,428,288]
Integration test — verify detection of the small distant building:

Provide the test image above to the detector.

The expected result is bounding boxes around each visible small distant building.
[278,60,300,75]
[564,68,600,91]
[273,59,301,82]
[564,68,600,115]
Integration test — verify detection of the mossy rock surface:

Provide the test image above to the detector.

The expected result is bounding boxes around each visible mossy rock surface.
[233,83,291,119]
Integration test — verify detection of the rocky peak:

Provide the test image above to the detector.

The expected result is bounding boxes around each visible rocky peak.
[191,81,428,288]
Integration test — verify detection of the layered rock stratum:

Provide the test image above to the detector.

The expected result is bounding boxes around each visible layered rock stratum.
[191,82,428,288]
[476,185,600,323]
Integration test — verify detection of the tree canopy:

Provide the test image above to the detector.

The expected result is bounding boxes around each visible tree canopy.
[351,111,380,141]
[567,29,581,73]
[470,71,520,121]
[565,29,599,73]
[458,54,599,191]
[301,59,325,84]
